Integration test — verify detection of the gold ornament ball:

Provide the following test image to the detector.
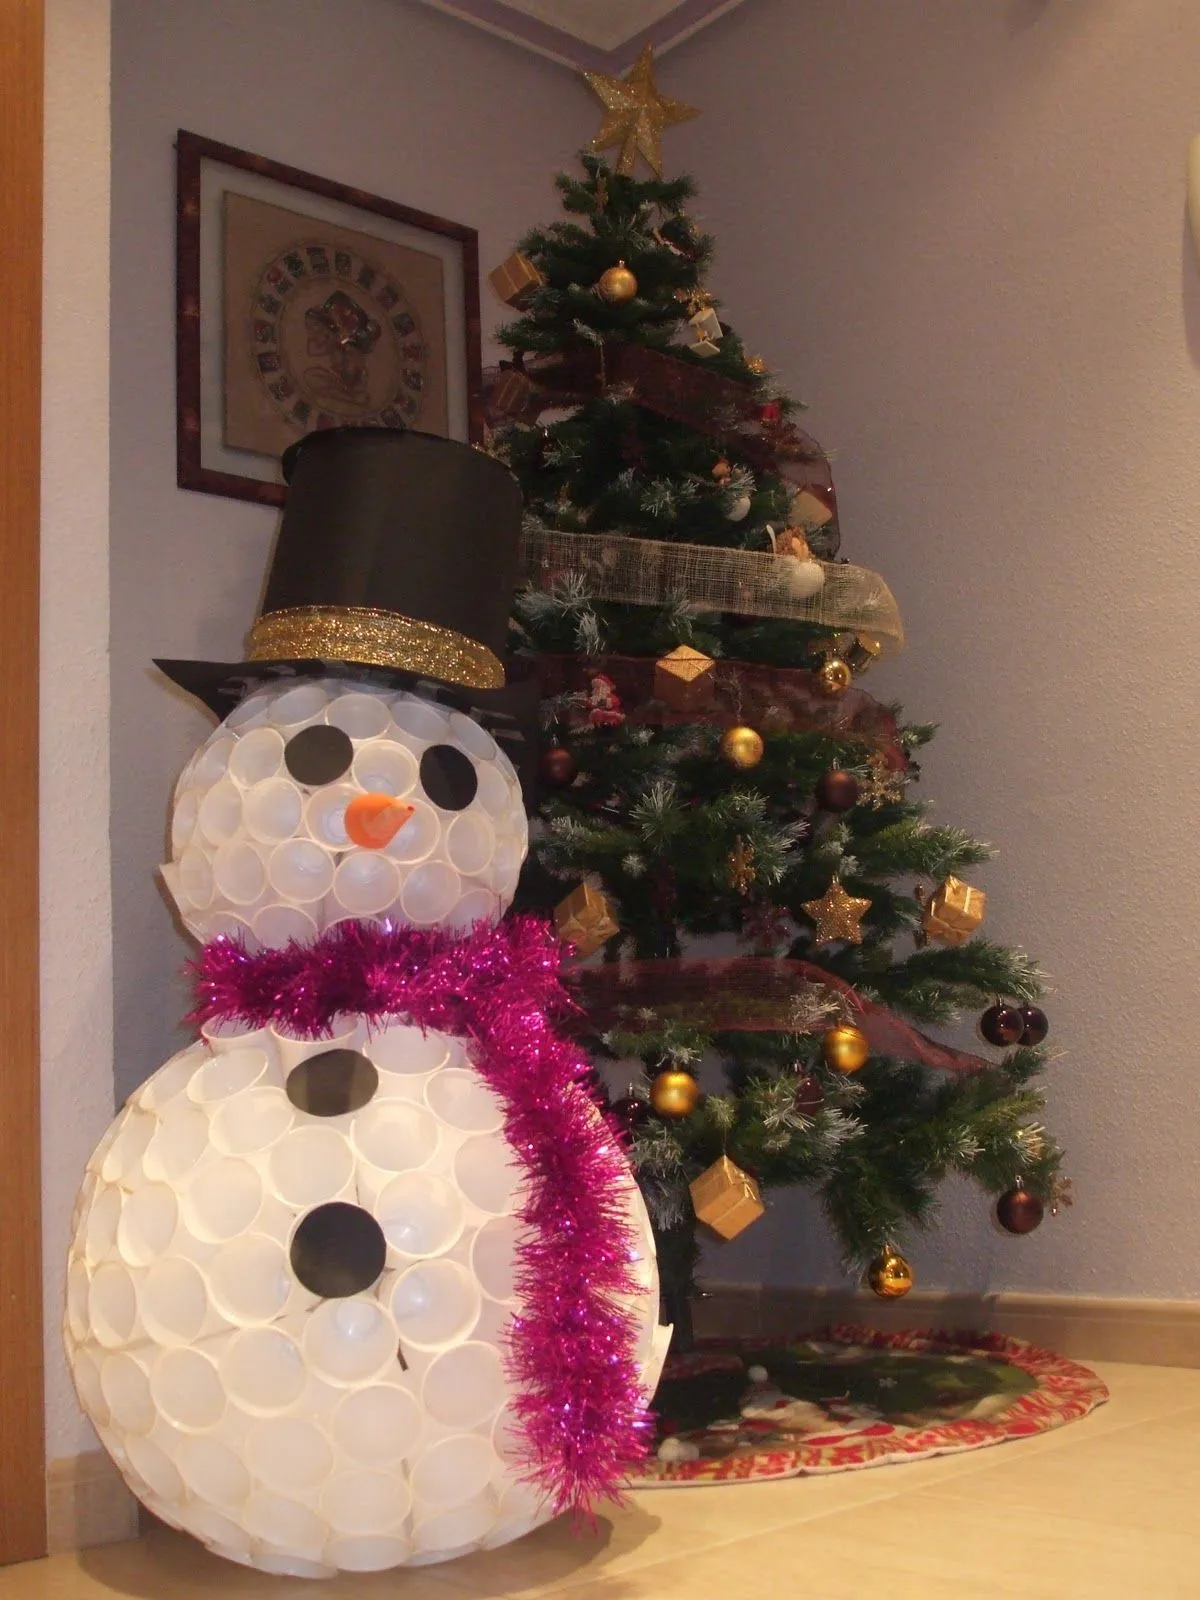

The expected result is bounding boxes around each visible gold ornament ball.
[719,725,765,769]
[650,1069,702,1118]
[821,1023,870,1074]
[818,658,853,696]
[598,261,639,304]
[867,1250,914,1300]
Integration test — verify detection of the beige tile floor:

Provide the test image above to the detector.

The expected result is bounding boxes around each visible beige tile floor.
[5,1361,1200,1599]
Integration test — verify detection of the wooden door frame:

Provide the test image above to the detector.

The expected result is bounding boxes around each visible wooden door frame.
[0,0,46,1567]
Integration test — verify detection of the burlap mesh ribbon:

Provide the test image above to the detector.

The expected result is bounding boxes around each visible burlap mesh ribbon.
[518,528,904,647]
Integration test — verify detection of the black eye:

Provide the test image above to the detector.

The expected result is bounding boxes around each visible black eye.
[290,1203,386,1298]
[286,1050,378,1117]
[419,743,478,811]
[284,724,354,785]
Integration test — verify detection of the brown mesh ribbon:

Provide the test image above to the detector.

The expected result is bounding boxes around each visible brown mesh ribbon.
[482,343,832,491]
[513,653,902,750]
[567,958,992,1077]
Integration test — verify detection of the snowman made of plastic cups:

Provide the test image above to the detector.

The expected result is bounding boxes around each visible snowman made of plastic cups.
[65,429,668,1579]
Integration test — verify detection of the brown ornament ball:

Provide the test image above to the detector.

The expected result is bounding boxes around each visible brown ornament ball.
[815,769,860,812]
[538,747,578,788]
[817,658,852,696]
[610,1095,651,1137]
[650,1069,702,1119]
[981,1003,1025,1048]
[719,725,765,769]
[867,1249,914,1300]
[793,1073,824,1116]
[1019,1005,1050,1046]
[597,261,638,304]
[821,1023,870,1074]
[996,1187,1045,1235]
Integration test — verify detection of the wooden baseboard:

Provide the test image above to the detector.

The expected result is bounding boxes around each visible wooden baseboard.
[695,1283,1200,1368]
[46,1453,138,1556]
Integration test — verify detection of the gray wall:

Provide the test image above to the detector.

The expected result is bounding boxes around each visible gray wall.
[110,0,593,1098]
[665,0,1200,1296]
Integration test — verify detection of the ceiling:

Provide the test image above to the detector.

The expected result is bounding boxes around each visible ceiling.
[411,0,749,71]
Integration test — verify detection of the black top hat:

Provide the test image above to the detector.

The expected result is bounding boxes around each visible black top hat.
[157,427,526,719]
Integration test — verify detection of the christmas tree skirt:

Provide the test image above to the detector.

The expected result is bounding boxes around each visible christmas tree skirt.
[633,1326,1108,1486]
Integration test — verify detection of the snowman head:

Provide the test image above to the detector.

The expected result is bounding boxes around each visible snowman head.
[155,427,532,948]
[163,676,527,949]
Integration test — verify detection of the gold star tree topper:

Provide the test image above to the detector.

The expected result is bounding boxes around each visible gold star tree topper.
[582,44,700,178]
[802,877,873,946]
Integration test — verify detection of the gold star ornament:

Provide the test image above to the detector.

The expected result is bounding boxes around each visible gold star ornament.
[582,44,700,178]
[802,877,873,946]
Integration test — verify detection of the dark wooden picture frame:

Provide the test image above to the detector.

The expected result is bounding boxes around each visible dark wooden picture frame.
[176,130,483,507]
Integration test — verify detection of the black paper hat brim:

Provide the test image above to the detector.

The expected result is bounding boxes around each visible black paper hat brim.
[154,655,541,804]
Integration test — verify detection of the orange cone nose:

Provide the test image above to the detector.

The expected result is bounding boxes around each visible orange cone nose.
[344,792,415,849]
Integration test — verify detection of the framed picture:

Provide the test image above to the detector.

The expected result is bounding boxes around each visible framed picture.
[176,130,483,506]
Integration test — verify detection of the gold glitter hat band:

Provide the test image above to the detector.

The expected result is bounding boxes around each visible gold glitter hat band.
[246,605,505,691]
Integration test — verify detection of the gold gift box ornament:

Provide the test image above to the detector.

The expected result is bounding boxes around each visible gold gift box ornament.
[653,644,715,712]
[488,251,546,308]
[689,1156,765,1241]
[553,881,620,959]
[922,875,987,947]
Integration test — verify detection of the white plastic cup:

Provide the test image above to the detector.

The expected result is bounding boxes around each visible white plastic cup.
[148,1347,226,1432]
[445,813,496,877]
[170,788,200,853]
[455,1135,521,1217]
[176,846,214,911]
[331,852,402,918]
[174,1435,252,1509]
[87,1261,140,1349]
[353,1100,438,1175]
[143,1113,209,1190]
[116,1183,178,1268]
[304,783,357,848]
[383,799,440,864]
[330,1382,421,1468]
[471,1215,521,1303]
[387,1260,481,1351]
[325,1534,413,1573]
[209,1087,293,1158]
[243,779,304,845]
[268,1125,355,1207]
[447,710,496,761]
[241,1493,327,1558]
[267,839,336,904]
[125,1429,187,1503]
[99,1351,156,1434]
[351,739,418,797]
[180,1158,263,1244]
[410,1433,495,1510]
[301,1298,398,1388]
[188,1047,268,1104]
[321,1471,412,1537]
[443,888,501,933]
[193,911,257,949]
[84,1184,122,1264]
[219,1327,307,1414]
[475,762,513,819]
[388,695,451,743]
[413,1492,497,1555]
[376,1170,465,1259]
[140,1256,210,1346]
[400,862,462,925]
[199,1018,275,1059]
[267,682,331,729]
[227,726,285,787]
[425,1068,505,1134]
[246,1417,335,1495]
[224,686,275,731]
[252,903,320,950]
[421,1341,506,1430]
[327,692,391,740]
[365,1025,449,1077]
[197,781,244,846]
[208,1233,291,1326]
[191,735,236,789]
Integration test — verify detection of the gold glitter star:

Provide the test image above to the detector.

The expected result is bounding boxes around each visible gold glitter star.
[582,44,700,178]
[802,877,873,946]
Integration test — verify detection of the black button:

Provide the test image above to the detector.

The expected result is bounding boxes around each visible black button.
[286,1050,379,1117]
[290,1202,386,1298]
[419,743,478,811]
[284,725,354,785]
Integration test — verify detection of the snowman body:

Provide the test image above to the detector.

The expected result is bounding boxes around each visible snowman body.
[66,677,666,1578]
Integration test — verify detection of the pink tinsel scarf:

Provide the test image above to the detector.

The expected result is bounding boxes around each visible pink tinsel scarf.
[189,917,652,1515]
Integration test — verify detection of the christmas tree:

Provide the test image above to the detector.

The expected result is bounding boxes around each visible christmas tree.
[482,50,1066,1347]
